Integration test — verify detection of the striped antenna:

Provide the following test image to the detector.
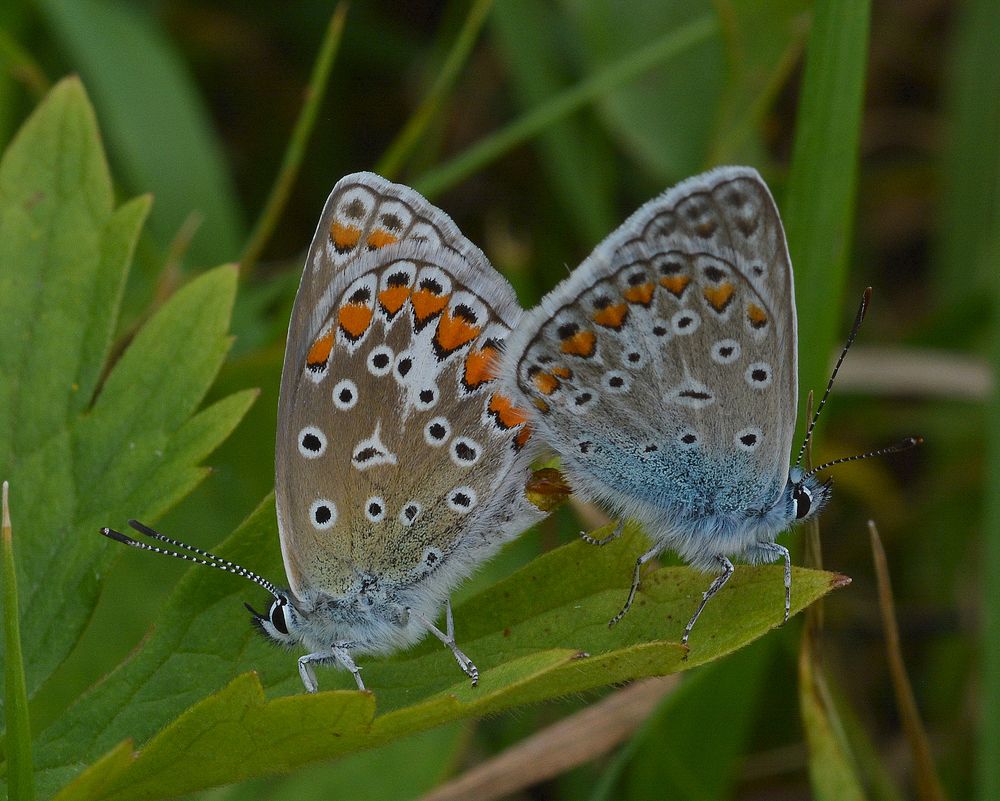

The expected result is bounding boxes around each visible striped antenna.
[794,287,872,468]
[803,436,923,480]
[100,519,281,599]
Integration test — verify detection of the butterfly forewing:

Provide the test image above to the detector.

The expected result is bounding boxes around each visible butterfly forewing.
[276,174,537,600]
[502,167,796,518]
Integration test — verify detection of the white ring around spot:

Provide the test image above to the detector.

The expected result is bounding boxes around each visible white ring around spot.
[367,345,394,377]
[297,425,327,459]
[399,501,422,526]
[332,378,359,410]
[671,308,701,335]
[711,339,741,365]
[450,436,482,466]
[364,496,387,523]
[447,486,478,513]
[745,362,773,390]
[735,426,764,451]
[309,498,337,530]
[424,416,451,446]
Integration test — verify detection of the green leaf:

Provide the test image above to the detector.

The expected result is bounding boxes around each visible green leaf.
[197,723,464,801]
[3,482,36,801]
[37,0,245,268]
[37,505,846,801]
[782,0,871,420]
[0,78,254,727]
[592,641,771,801]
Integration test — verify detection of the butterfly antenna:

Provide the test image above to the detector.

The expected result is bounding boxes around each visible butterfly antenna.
[100,520,281,599]
[794,287,872,468]
[803,436,923,480]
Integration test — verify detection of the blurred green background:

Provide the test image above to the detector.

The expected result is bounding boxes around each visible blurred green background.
[1,0,993,799]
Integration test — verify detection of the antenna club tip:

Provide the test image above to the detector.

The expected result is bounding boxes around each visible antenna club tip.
[908,435,924,447]
[100,527,137,546]
[857,287,873,321]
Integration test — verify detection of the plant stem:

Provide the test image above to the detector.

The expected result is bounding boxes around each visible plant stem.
[240,3,349,275]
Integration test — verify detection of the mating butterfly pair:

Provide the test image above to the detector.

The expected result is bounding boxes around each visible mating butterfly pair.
[102,168,918,691]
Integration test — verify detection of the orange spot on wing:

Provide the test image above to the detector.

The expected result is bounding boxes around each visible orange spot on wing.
[367,229,398,249]
[411,289,450,322]
[514,425,532,450]
[703,282,735,312]
[435,309,481,353]
[532,398,550,413]
[550,366,572,379]
[747,303,768,328]
[330,221,361,252]
[560,330,597,357]
[464,347,499,388]
[306,330,334,369]
[660,275,690,297]
[338,303,373,339]
[532,371,561,395]
[593,303,629,329]
[378,286,410,315]
[488,393,529,428]
[623,282,655,305]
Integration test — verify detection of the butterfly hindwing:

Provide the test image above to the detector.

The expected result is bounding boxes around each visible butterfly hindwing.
[501,167,797,522]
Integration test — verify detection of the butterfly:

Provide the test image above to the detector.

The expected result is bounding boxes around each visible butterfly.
[102,173,547,691]
[500,166,919,644]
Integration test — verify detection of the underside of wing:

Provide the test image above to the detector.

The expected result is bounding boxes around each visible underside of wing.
[276,178,538,599]
[502,167,797,520]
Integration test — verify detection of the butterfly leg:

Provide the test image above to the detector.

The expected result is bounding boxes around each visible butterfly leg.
[298,646,365,692]
[755,542,792,624]
[581,519,625,546]
[410,600,479,687]
[609,544,662,627]
[681,555,735,646]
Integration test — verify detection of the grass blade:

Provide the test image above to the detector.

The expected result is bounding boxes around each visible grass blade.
[491,0,618,243]
[240,3,349,274]
[869,522,948,801]
[0,28,49,99]
[412,14,719,199]
[2,481,35,801]
[935,0,1000,309]
[782,0,871,417]
[376,0,495,179]
[977,77,1000,801]
[799,594,866,801]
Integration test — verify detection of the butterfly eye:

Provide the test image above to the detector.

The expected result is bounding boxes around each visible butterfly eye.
[269,599,289,635]
[793,485,813,519]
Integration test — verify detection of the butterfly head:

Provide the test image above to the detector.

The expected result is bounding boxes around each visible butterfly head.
[245,594,301,646]
[784,467,833,524]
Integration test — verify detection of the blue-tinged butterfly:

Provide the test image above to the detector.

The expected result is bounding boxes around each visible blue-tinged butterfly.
[500,166,920,643]
[102,173,548,691]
